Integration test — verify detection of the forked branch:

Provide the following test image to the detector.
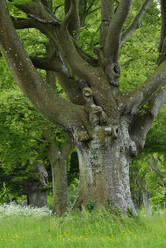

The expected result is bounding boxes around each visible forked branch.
[14,0,59,25]
[0,0,85,132]
[100,0,114,47]
[104,0,132,64]
[125,60,166,114]
[64,0,80,39]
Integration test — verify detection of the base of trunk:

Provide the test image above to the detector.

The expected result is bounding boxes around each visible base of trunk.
[27,189,48,208]
[74,127,137,215]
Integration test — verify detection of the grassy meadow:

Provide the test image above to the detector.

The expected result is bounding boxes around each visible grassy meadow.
[0,207,166,248]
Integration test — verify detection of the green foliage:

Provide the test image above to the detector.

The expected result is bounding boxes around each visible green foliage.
[68,178,79,207]
[0,183,11,204]
[146,106,166,151]
[131,151,166,211]
[0,58,17,90]
[85,200,96,211]
[0,89,48,170]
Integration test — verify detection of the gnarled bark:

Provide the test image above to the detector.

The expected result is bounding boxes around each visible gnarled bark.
[0,0,165,215]
[74,117,137,214]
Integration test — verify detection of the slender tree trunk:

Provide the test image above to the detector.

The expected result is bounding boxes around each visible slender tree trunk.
[142,188,151,216]
[48,138,73,215]
[74,122,137,215]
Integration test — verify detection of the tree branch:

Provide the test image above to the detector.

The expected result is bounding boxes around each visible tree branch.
[148,154,165,180]
[11,16,42,29]
[62,137,73,159]
[159,0,166,52]
[11,1,95,105]
[125,60,166,114]
[121,0,153,46]
[100,0,114,47]
[30,56,62,72]
[11,0,102,94]
[129,88,166,151]
[9,0,115,116]
[104,0,132,64]
[14,0,59,25]
[129,111,154,151]
[149,89,166,117]
[0,0,86,133]
[74,41,98,66]
[64,0,80,40]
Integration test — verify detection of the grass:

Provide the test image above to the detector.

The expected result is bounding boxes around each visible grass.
[0,209,166,248]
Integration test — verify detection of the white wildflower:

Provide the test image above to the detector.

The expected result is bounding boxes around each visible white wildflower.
[0,203,52,217]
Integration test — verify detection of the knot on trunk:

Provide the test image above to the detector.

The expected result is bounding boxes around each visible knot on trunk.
[105,63,121,87]
[104,126,119,139]
[89,105,107,128]
[82,86,108,128]
[73,129,90,143]
[91,125,119,148]
[120,139,137,157]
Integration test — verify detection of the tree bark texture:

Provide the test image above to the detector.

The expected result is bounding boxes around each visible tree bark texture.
[48,138,73,215]
[74,118,137,214]
[25,162,49,208]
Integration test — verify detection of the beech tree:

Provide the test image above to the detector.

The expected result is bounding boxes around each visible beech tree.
[0,0,166,214]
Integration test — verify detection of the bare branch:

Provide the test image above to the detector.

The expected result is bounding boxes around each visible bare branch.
[11,0,99,92]
[159,0,166,52]
[125,60,166,114]
[14,0,59,25]
[79,0,98,26]
[129,111,154,151]
[157,0,166,65]
[63,0,80,40]
[74,41,98,66]
[62,137,73,159]
[30,56,62,72]
[129,88,166,151]
[149,89,166,117]
[104,0,132,64]
[12,16,42,29]
[0,0,85,132]
[149,154,165,180]
[100,0,114,47]
[121,0,153,46]
[56,72,85,105]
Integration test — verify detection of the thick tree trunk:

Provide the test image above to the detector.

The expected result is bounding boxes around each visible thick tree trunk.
[25,162,49,208]
[142,188,151,216]
[74,122,137,215]
[48,138,73,215]
[27,187,48,208]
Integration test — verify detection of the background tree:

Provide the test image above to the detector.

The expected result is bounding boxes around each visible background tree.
[0,88,50,207]
[0,0,166,214]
